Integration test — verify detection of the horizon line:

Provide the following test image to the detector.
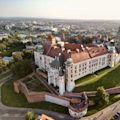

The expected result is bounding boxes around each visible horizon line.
[0,16,120,21]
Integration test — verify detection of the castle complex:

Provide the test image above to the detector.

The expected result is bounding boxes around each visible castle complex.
[34,35,120,95]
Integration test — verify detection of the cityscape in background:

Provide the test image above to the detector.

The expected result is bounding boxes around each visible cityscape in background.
[1,0,120,120]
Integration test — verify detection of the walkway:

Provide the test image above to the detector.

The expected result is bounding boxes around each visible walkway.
[3,73,120,120]
[0,74,73,120]
[81,100,120,120]
[35,73,59,95]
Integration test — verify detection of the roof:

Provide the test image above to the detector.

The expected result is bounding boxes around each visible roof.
[86,45,108,58]
[64,43,82,51]
[43,43,108,64]
[71,51,90,63]
[47,35,55,41]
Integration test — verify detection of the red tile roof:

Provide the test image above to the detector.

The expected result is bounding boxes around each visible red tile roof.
[86,45,108,58]
[71,51,90,63]
[64,43,82,51]
[43,43,108,63]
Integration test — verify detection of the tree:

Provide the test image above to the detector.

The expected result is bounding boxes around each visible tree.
[0,43,6,51]
[11,59,33,78]
[25,111,35,120]
[95,86,109,106]
[0,59,6,67]
[23,50,34,59]
[13,52,24,62]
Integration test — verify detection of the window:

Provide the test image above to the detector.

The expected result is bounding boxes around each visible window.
[75,66,77,69]
[40,56,42,60]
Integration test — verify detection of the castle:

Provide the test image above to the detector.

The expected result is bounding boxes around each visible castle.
[34,35,120,95]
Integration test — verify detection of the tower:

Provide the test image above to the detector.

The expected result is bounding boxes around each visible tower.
[65,58,75,92]
[34,45,45,70]
[48,54,65,95]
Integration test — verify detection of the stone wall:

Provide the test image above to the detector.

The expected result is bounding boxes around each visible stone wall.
[14,79,70,105]
[65,86,120,97]
[45,94,70,107]
[14,80,46,103]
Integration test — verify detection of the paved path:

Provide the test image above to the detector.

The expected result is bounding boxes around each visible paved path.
[81,100,120,120]
[0,74,74,120]
[35,73,59,95]
[3,74,120,120]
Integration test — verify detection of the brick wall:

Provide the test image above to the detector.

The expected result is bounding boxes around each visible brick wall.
[14,80,71,106]
[65,86,120,97]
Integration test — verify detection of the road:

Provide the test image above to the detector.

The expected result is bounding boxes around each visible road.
[2,73,120,120]
[0,74,74,120]
[81,100,120,120]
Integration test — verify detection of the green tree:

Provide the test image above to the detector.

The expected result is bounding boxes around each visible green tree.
[95,86,109,106]
[25,111,35,120]
[0,43,6,51]
[13,52,24,62]
[0,59,6,67]
[11,59,33,78]
[23,50,34,59]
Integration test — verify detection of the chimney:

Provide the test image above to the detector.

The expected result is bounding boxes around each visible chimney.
[76,48,80,53]
[67,49,71,53]
[81,45,85,51]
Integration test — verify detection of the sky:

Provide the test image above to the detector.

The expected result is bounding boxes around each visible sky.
[0,0,120,20]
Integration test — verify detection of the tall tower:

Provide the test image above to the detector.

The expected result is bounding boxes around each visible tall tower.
[65,58,75,92]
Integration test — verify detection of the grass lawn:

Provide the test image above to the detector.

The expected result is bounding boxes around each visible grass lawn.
[22,76,49,92]
[86,94,120,116]
[74,63,120,92]
[0,70,11,80]
[1,79,68,114]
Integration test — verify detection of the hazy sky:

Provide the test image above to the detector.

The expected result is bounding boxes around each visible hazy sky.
[0,0,120,20]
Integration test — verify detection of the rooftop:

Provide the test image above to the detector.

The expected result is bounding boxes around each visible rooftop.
[43,42,109,63]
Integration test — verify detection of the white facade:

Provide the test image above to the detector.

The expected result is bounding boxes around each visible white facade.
[69,108,87,118]
[34,49,120,95]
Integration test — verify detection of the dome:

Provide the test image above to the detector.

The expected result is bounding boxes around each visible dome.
[36,45,44,52]
[66,58,73,66]
[67,58,73,63]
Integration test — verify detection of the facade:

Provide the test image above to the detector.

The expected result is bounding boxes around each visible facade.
[34,35,120,95]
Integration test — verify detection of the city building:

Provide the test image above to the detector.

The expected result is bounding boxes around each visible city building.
[34,35,120,95]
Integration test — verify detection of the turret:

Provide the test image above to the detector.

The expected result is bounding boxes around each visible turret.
[65,58,75,92]
[36,45,44,54]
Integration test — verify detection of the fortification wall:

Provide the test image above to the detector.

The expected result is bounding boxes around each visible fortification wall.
[65,86,120,97]
[14,80,70,106]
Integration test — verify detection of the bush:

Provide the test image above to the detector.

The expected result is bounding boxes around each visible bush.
[95,86,109,106]
[25,111,35,120]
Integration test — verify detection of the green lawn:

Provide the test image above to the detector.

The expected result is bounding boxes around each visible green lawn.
[73,63,120,116]
[74,63,120,92]
[0,71,11,80]
[86,94,120,116]
[1,79,68,114]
